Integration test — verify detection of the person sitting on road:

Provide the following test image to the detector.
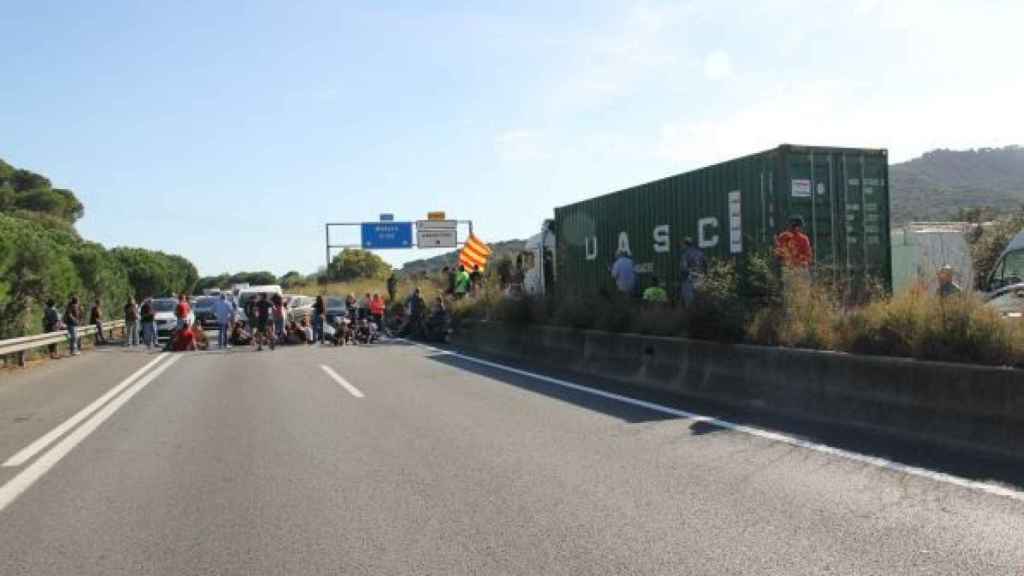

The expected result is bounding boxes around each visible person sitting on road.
[300,317,314,344]
[230,321,252,346]
[284,320,307,345]
[191,323,210,351]
[172,324,197,351]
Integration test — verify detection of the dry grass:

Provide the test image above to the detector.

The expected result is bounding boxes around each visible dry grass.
[294,277,443,303]
[747,270,841,350]
[839,285,1024,365]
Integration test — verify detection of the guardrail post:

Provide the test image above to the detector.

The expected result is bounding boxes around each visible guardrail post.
[18,350,27,367]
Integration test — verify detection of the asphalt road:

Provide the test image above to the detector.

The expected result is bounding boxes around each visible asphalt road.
[1,342,1023,575]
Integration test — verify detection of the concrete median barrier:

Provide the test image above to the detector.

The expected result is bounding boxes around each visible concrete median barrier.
[451,322,1024,462]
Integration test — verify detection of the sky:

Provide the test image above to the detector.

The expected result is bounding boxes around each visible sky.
[3,0,1022,276]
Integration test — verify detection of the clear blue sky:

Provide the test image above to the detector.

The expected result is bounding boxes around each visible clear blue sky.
[3,1,1021,276]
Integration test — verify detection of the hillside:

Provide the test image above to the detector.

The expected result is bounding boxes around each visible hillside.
[401,239,526,275]
[890,146,1024,222]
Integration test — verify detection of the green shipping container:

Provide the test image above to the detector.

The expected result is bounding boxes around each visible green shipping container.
[553,144,892,298]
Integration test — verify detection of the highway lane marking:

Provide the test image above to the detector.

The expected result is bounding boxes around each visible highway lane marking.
[0,354,182,514]
[3,353,170,468]
[320,365,365,398]
[410,342,1024,504]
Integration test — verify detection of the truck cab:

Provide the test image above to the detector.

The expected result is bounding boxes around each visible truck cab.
[983,230,1024,318]
[517,221,556,296]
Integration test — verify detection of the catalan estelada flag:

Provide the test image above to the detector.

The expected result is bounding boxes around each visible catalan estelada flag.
[459,233,492,271]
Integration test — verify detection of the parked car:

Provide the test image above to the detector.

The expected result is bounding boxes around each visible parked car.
[285,295,314,323]
[236,285,284,325]
[151,298,194,340]
[324,296,350,326]
[192,296,218,329]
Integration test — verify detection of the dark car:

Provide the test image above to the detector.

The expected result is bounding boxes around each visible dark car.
[192,296,218,329]
[324,297,350,326]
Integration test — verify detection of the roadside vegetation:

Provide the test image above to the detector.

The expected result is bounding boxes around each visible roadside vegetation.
[449,253,1024,368]
[0,158,198,339]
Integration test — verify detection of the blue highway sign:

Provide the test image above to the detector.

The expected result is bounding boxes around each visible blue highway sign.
[361,222,413,249]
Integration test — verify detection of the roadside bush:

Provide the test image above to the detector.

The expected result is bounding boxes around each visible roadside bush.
[687,259,746,342]
[838,287,1023,365]
[747,271,840,350]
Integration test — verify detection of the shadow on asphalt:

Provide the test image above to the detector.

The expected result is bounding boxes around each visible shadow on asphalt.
[425,349,1024,492]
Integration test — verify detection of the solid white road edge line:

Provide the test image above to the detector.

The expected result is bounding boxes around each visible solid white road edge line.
[320,365,365,398]
[411,342,1024,504]
[0,354,182,514]
[3,353,170,468]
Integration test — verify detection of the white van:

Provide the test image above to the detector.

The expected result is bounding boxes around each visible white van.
[237,285,284,324]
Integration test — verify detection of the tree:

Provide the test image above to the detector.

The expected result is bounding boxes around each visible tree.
[328,249,391,281]
[72,242,132,304]
[279,270,305,288]
[0,215,81,337]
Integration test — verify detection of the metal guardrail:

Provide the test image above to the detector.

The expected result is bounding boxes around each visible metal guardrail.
[0,320,126,365]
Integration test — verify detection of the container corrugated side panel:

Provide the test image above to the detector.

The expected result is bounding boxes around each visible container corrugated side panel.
[554,145,890,298]
[554,149,777,298]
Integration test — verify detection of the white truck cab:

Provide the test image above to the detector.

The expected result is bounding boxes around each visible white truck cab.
[517,220,556,296]
[984,230,1024,319]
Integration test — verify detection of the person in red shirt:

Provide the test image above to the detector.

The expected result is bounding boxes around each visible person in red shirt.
[775,216,813,269]
[172,325,197,351]
[175,293,192,331]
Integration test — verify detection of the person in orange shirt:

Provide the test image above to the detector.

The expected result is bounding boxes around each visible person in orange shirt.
[369,293,386,328]
[775,216,813,269]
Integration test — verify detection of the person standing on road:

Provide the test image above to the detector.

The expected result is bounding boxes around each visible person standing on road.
[611,251,636,297]
[369,293,385,329]
[140,298,157,348]
[90,299,107,345]
[359,292,372,320]
[43,299,62,359]
[271,293,287,346]
[345,293,357,319]
[679,237,706,308]
[64,295,82,356]
[386,273,398,304]
[312,295,325,343]
[253,293,274,351]
[213,293,233,349]
[175,293,191,331]
[124,297,140,347]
